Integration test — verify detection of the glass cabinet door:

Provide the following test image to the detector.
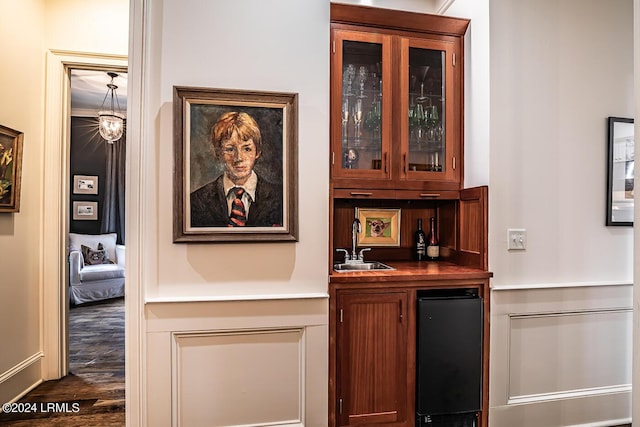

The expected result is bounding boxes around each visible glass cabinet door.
[332,30,391,178]
[402,37,457,182]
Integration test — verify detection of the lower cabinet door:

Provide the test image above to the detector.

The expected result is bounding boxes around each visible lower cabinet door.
[337,291,409,426]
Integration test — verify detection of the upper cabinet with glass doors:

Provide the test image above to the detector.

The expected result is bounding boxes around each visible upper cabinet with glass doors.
[330,4,469,193]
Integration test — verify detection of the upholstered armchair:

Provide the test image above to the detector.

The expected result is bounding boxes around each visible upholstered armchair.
[68,233,125,305]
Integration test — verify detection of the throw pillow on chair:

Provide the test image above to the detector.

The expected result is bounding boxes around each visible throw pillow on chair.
[81,243,115,266]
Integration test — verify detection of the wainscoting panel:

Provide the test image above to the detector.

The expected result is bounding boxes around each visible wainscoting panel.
[490,284,632,427]
[508,310,631,401]
[0,353,42,406]
[145,297,328,427]
[173,329,304,426]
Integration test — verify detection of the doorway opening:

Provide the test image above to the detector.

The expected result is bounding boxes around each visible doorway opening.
[66,66,127,416]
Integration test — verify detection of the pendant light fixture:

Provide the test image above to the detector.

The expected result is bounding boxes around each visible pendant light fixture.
[98,72,125,143]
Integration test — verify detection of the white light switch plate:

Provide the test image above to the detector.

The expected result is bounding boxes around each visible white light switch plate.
[507,228,526,250]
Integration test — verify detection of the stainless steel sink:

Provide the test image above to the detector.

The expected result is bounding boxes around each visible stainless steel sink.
[333,261,395,272]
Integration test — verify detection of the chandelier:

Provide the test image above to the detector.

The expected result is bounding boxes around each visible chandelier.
[98,72,125,143]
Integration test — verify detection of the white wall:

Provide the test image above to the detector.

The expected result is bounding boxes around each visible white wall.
[489,0,634,425]
[446,0,490,187]
[490,0,633,286]
[44,0,128,56]
[134,1,330,425]
[144,0,329,301]
[0,0,128,405]
[0,0,46,406]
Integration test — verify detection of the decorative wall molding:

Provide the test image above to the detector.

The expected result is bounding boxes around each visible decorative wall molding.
[145,292,329,304]
[507,385,631,406]
[506,308,631,402]
[492,281,632,291]
[172,328,305,427]
[0,352,44,405]
[490,285,632,427]
[435,0,457,14]
[0,352,43,384]
[145,298,328,427]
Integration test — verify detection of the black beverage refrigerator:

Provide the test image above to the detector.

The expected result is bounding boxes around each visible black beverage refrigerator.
[416,289,483,427]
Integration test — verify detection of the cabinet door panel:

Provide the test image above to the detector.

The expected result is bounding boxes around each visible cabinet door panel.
[337,292,408,426]
[400,37,460,184]
[458,186,488,270]
[332,29,392,180]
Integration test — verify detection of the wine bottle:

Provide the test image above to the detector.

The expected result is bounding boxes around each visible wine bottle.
[414,218,426,261]
[427,216,440,260]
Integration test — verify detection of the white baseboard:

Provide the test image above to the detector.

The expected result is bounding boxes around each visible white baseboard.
[0,352,44,407]
[0,352,43,384]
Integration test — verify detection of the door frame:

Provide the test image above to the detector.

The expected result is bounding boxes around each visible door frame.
[42,48,134,408]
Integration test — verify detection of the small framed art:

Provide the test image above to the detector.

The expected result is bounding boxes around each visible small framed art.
[73,175,99,195]
[606,116,634,226]
[355,207,401,247]
[0,124,24,213]
[73,201,98,220]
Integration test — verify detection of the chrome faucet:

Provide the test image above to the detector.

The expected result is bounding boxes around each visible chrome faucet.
[352,218,361,260]
[335,218,371,264]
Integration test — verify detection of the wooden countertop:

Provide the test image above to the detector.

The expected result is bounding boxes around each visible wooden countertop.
[329,261,493,285]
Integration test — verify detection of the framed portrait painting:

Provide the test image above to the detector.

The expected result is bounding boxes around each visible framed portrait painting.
[173,86,298,242]
[0,124,24,213]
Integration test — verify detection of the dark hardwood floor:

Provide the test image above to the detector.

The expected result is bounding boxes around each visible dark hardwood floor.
[0,297,125,426]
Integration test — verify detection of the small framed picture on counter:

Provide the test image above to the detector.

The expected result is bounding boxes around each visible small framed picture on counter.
[356,207,401,247]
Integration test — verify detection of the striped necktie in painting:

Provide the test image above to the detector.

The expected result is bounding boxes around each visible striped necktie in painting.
[228,187,247,227]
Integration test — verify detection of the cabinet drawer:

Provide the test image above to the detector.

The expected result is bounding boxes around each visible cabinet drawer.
[333,189,397,199]
[396,190,460,200]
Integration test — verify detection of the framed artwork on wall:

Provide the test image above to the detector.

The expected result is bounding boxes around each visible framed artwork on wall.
[606,116,634,226]
[173,86,299,243]
[73,201,98,221]
[355,207,401,247]
[0,124,24,213]
[73,175,99,195]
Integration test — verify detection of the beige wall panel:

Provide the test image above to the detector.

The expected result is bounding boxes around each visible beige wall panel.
[174,329,303,427]
[490,393,631,427]
[490,285,632,427]
[145,298,327,426]
[0,357,41,405]
[0,0,45,393]
[509,310,631,400]
[44,0,129,55]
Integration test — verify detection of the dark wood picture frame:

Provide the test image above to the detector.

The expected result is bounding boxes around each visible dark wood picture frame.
[606,116,634,226]
[173,86,299,242]
[0,124,24,213]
